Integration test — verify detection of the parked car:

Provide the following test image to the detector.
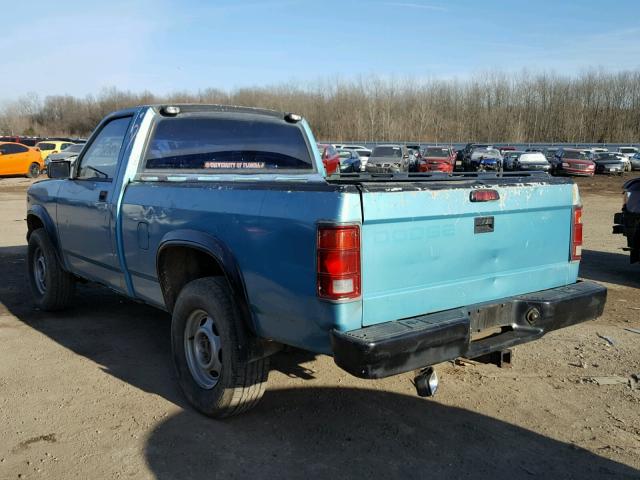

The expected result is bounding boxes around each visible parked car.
[336,149,361,173]
[498,146,516,155]
[466,147,503,171]
[317,143,340,175]
[630,152,640,170]
[512,152,551,172]
[405,144,422,170]
[0,142,44,177]
[544,147,558,161]
[30,104,606,417]
[35,140,75,161]
[613,147,637,172]
[44,143,85,171]
[365,144,411,173]
[593,152,626,175]
[551,148,595,176]
[0,135,43,146]
[613,177,640,263]
[617,146,638,158]
[418,146,455,172]
[502,151,524,171]
[460,143,491,163]
[342,145,372,171]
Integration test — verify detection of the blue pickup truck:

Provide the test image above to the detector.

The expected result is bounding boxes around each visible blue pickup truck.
[27,105,606,417]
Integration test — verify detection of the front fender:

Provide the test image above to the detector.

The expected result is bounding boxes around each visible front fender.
[27,204,71,272]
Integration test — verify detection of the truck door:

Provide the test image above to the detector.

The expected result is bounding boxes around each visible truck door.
[57,115,132,291]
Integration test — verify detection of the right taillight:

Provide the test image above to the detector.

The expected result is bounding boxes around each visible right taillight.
[571,205,583,261]
[317,225,361,301]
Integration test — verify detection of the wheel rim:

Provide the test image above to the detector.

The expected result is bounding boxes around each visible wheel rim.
[33,247,47,295]
[184,309,222,389]
[30,164,39,177]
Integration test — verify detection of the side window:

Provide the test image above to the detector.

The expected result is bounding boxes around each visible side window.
[61,143,72,150]
[77,117,131,180]
[2,144,26,155]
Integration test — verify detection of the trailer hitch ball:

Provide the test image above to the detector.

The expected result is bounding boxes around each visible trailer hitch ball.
[414,367,438,397]
[526,307,541,325]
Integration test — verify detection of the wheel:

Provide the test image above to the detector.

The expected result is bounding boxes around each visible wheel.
[27,228,75,311]
[171,277,269,418]
[27,162,40,178]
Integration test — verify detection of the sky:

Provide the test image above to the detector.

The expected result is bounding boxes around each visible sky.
[1,0,639,101]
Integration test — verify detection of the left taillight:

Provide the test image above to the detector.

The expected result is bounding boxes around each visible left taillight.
[317,225,361,300]
[571,206,583,261]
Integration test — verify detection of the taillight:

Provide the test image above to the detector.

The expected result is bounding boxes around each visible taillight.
[317,225,361,300]
[571,206,583,261]
[470,189,500,202]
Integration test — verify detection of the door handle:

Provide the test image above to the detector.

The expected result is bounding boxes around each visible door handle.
[98,190,108,202]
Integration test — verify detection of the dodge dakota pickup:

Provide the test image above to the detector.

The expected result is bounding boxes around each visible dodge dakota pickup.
[27,104,607,418]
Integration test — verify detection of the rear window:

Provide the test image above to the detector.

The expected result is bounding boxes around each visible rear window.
[619,147,637,154]
[424,148,449,157]
[372,146,402,157]
[144,115,313,172]
[37,142,55,150]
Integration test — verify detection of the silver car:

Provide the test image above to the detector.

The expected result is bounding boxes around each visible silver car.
[45,143,85,170]
[365,145,411,173]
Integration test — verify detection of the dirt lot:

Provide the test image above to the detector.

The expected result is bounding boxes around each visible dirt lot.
[0,174,639,479]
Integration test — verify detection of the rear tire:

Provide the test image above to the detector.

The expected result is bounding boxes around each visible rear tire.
[27,163,40,178]
[171,277,269,418]
[27,228,75,311]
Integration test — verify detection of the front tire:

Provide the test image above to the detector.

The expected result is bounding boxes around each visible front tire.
[171,277,269,418]
[27,228,75,311]
[27,162,40,178]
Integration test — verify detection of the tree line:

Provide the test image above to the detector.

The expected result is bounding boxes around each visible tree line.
[1,70,639,143]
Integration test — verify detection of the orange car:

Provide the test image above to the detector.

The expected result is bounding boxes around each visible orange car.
[0,142,44,178]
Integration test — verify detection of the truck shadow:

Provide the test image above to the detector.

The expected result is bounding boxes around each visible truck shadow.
[579,249,640,288]
[144,387,639,479]
[1,245,638,478]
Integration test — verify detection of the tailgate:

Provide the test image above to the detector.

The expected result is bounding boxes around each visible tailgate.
[360,180,579,326]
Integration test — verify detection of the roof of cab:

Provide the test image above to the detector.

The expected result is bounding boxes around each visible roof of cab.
[106,104,290,120]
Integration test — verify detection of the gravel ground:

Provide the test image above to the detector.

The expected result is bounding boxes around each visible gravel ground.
[0,174,638,480]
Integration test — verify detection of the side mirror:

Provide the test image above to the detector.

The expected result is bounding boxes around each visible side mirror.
[48,161,71,179]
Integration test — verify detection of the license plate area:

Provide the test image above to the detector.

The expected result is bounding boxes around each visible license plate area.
[474,216,495,233]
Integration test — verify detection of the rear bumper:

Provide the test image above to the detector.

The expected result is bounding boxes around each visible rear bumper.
[331,281,606,379]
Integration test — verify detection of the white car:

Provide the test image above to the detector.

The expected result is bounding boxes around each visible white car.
[616,147,637,171]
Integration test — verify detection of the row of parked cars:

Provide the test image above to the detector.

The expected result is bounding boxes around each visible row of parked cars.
[0,137,86,177]
[316,141,640,177]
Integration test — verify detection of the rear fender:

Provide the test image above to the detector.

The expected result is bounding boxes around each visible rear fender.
[157,229,255,332]
[157,230,279,361]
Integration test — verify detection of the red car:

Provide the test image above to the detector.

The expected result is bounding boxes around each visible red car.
[552,148,596,177]
[317,144,340,175]
[418,146,456,173]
